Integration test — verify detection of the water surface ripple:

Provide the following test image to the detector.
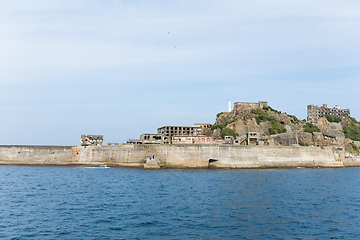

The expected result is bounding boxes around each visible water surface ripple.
[0,166,359,239]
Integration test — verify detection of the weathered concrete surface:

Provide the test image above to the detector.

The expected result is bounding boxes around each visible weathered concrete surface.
[343,153,360,167]
[0,145,74,165]
[0,144,347,169]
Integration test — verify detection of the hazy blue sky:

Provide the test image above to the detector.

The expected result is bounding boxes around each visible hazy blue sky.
[1,0,359,145]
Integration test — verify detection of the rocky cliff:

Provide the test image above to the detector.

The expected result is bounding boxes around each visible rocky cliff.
[207,104,360,153]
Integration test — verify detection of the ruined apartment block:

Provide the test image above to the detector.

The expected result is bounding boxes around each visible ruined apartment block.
[157,125,206,144]
[307,104,350,123]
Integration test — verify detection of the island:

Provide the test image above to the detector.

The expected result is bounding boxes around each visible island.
[1,101,359,169]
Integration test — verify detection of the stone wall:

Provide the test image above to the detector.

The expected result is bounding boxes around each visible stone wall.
[70,145,347,168]
[0,144,349,169]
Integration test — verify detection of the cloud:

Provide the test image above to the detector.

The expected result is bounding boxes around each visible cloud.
[0,0,360,144]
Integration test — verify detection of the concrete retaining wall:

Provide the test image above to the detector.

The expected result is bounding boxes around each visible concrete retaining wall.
[0,144,348,168]
[0,145,74,165]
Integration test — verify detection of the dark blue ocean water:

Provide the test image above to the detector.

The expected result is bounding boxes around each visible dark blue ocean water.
[0,166,359,239]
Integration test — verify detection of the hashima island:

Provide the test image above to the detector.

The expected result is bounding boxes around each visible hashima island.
[1,101,360,169]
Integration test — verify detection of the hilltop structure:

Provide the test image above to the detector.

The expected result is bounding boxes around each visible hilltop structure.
[307,104,350,123]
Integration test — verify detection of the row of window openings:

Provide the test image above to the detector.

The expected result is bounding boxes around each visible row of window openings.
[166,131,194,134]
[166,127,193,130]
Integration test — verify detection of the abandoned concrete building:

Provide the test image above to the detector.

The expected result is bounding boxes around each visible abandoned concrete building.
[307,104,350,122]
[234,101,268,109]
[127,123,212,145]
[127,134,170,145]
[80,135,103,146]
[157,124,211,143]
[157,125,201,137]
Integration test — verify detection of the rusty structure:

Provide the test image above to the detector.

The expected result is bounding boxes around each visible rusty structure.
[80,135,103,146]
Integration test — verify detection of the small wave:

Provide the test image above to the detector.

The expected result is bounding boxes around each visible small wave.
[83,165,110,169]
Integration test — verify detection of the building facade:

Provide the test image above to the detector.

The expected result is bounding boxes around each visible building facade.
[234,101,268,109]
[307,104,350,122]
[157,125,204,143]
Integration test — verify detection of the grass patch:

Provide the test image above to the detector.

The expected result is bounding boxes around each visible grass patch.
[349,142,359,152]
[325,115,342,123]
[299,141,309,146]
[344,120,360,141]
[303,123,320,133]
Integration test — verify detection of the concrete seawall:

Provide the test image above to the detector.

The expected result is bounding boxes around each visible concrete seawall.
[0,144,349,168]
[0,145,74,165]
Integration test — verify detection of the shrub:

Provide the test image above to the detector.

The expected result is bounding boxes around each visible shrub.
[216,112,224,118]
[221,128,239,139]
[349,117,358,124]
[303,123,320,133]
[251,109,286,135]
[349,142,359,152]
[212,118,236,130]
[299,141,309,146]
[344,122,360,141]
[268,128,276,135]
[325,115,342,123]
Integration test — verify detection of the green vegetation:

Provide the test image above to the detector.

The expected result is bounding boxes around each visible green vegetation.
[216,112,224,118]
[220,128,239,139]
[251,109,286,135]
[325,115,342,123]
[211,118,236,130]
[349,116,358,124]
[268,128,276,135]
[349,142,359,152]
[299,141,309,146]
[344,118,360,141]
[262,106,281,114]
[288,114,300,124]
[303,123,320,133]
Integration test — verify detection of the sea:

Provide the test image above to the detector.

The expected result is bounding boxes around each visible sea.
[0,166,359,239]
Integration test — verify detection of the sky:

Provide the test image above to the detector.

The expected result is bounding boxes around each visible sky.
[0,0,359,145]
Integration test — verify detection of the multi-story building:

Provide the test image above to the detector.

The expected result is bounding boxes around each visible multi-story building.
[307,104,350,122]
[157,125,204,144]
